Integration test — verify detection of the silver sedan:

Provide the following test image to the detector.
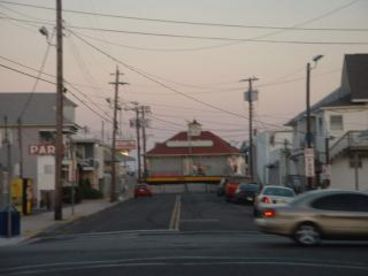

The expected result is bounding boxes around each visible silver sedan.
[254,189,368,245]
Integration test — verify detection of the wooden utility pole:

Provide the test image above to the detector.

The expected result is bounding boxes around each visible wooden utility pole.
[54,0,63,220]
[141,106,150,179]
[135,107,142,182]
[4,116,12,237]
[109,67,128,202]
[241,77,259,182]
[17,118,23,179]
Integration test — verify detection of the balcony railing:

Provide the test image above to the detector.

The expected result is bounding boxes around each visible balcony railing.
[329,131,368,160]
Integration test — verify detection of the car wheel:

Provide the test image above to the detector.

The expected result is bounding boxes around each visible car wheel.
[294,223,321,246]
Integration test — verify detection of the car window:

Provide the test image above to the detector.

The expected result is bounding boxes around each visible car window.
[263,187,294,197]
[311,193,368,212]
[239,183,259,191]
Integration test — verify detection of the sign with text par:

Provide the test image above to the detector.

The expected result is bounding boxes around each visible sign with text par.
[304,148,315,177]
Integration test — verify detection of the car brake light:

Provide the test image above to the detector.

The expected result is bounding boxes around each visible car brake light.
[263,209,276,218]
[261,196,271,204]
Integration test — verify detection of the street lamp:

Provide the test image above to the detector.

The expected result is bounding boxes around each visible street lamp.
[305,55,324,190]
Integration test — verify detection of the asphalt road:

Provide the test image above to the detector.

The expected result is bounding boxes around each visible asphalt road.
[0,191,367,276]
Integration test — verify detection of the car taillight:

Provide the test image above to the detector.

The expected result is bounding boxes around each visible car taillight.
[263,209,276,218]
[261,196,271,204]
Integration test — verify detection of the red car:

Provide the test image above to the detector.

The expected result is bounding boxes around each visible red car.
[225,181,240,201]
[134,184,152,198]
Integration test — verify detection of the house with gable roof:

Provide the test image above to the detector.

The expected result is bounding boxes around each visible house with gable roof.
[145,120,245,184]
[286,54,368,191]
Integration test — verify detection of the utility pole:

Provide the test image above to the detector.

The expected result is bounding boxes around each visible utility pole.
[283,139,289,186]
[305,55,323,190]
[241,77,259,182]
[54,0,64,220]
[4,116,12,237]
[109,66,128,202]
[17,118,23,179]
[135,107,142,182]
[141,106,150,180]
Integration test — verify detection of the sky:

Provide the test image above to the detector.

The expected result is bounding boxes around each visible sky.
[1,0,368,150]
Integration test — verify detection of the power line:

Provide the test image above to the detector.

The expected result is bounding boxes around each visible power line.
[0,62,113,123]
[70,30,252,120]
[18,33,53,119]
[3,14,367,45]
[150,114,185,128]
[0,54,113,122]
[0,0,364,32]
[66,25,368,45]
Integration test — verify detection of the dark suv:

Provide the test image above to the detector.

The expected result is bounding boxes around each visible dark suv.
[234,183,261,204]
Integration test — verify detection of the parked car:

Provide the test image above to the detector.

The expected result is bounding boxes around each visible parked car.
[254,185,295,216]
[225,181,240,201]
[217,178,228,197]
[234,183,261,204]
[134,184,152,198]
[254,190,368,245]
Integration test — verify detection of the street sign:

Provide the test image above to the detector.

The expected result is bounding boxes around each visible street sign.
[321,164,331,180]
[304,148,315,177]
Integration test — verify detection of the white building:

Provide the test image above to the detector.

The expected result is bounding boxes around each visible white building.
[255,130,292,186]
[286,54,368,191]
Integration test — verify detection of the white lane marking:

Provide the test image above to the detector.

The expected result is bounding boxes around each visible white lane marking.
[174,196,181,231]
[181,219,219,223]
[169,195,181,230]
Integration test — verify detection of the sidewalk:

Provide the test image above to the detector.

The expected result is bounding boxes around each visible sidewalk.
[0,197,128,247]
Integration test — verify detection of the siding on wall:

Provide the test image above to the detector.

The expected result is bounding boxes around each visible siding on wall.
[331,157,368,191]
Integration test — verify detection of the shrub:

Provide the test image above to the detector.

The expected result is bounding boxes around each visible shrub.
[79,178,103,199]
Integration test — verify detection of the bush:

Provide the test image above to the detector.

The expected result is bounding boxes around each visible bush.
[79,179,103,199]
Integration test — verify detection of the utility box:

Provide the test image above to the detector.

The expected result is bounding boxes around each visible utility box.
[0,206,21,237]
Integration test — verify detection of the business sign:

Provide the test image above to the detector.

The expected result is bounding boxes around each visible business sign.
[304,148,315,177]
[166,140,214,148]
[29,144,56,155]
[116,139,136,151]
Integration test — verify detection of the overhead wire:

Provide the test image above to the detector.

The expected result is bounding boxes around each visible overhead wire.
[18,32,53,119]
[0,62,113,123]
[0,0,364,32]
[65,25,368,46]
[3,15,367,46]
[70,30,254,120]
[0,54,113,123]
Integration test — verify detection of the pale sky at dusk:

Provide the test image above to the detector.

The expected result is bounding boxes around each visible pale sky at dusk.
[1,0,368,149]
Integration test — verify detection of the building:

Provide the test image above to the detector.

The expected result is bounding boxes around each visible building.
[286,54,368,191]
[0,93,78,208]
[255,130,292,186]
[145,120,245,184]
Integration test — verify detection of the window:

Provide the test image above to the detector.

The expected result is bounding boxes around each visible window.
[39,131,55,143]
[330,115,343,131]
[318,117,323,134]
[311,193,368,212]
[263,187,295,197]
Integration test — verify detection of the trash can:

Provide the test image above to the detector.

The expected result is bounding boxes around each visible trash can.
[0,206,21,237]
